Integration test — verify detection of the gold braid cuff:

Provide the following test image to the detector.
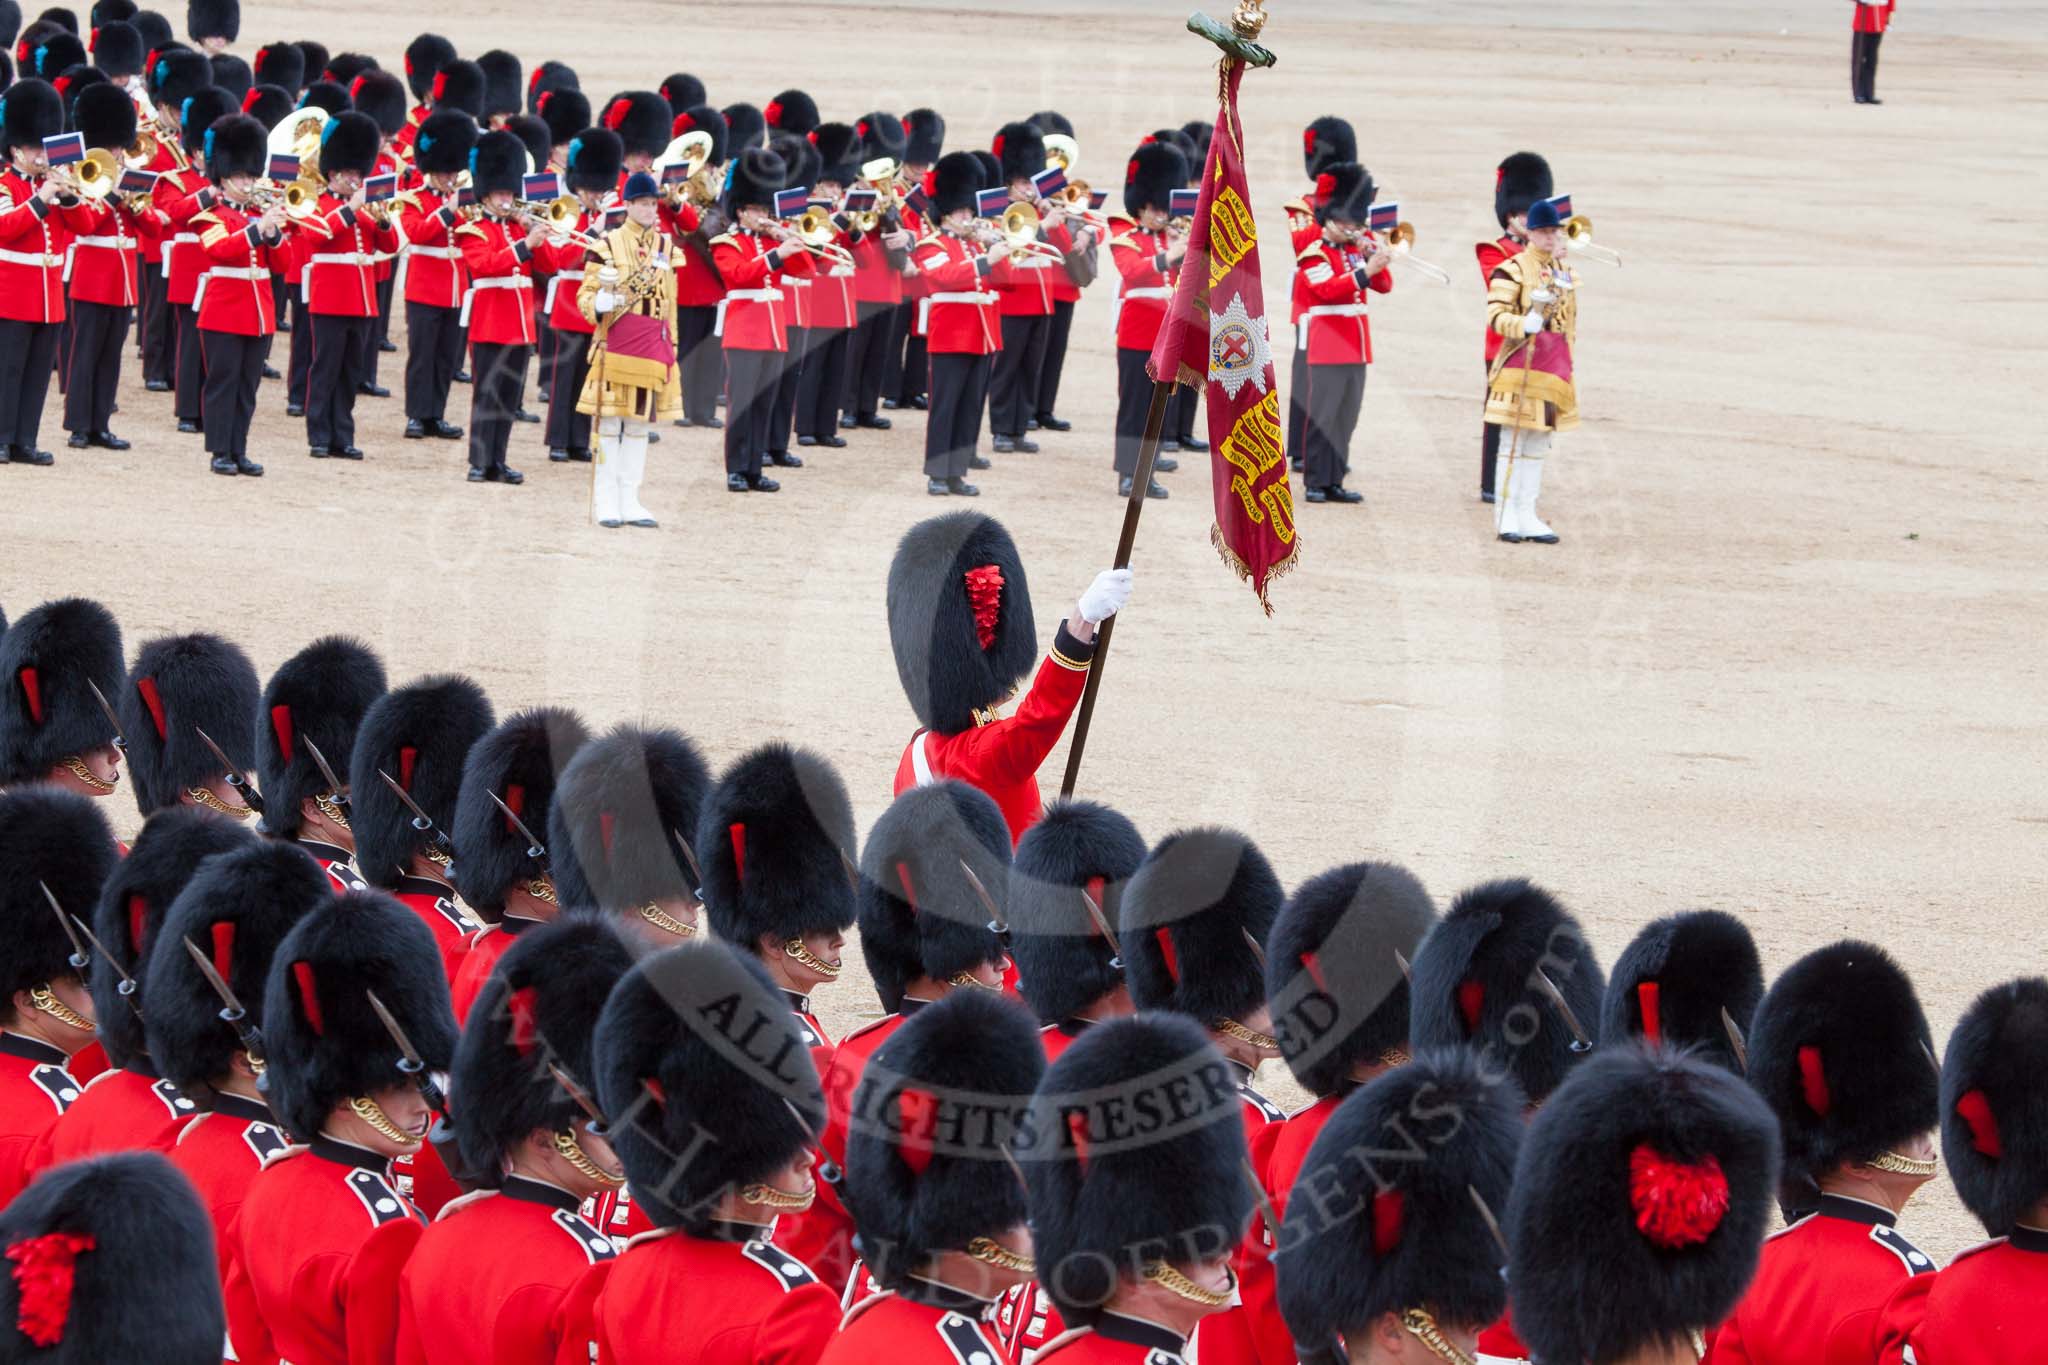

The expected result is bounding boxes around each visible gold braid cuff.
[188,786,253,819]
[741,1180,814,1211]
[1141,1260,1232,1306]
[61,755,115,792]
[553,1128,625,1187]
[965,1237,1035,1273]
[1869,1150,1939,1177]
[314,792,351,829]
[1213,1016,1279,1050]
[784,938,841,977]
[1401,1309,1477,1365]
[639,904,696,937]
[948,971,1001,993]
[29,985,94,1034]
[348,1095,421,1147]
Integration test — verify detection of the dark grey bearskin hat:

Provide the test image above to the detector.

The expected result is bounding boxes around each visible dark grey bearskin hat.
[856,780,1008,1013]
[1601,909,1763,1077]
[1006,799,1146,1026]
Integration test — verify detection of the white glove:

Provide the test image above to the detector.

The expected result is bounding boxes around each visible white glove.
[597,265,620,287]
[1521,310,1545,336]
[1078,568,1134,625]
[1530,287,1556,305]
[594,290,620,313]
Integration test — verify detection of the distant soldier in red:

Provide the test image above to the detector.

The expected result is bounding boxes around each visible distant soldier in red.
[188,109,286,475]
[535,127,618,464]
[295,110,396,461]
[61,83,144,452]
[712,145,813,493]
[0,79,95,466]
[1107,139,1186,500]
[1851,0,1896,103]
[911,151,1003,495]
[117,631,262,820]
[985,119,1071,458]
[392,33,457,162]
[0,595,125,796]
[255,635,390,893]
[456,128,541,485]
[396,109,477,442]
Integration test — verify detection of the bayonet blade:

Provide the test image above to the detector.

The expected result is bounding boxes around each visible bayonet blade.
[1469,1183,1512,1261]
[1530,968,1594,1052]
[84,677,126,750]
[69,913,138,1002]
[195,726,265,815]
[1720,1007,1750,1073]
[670,828,705,895]
[302,737,347,797]
[487,789,547,862]
[182,935,249,1020]
[547,1062,609,1127]
[40,881,89,970]
[377,768,450,848]
[958,859,1009,935]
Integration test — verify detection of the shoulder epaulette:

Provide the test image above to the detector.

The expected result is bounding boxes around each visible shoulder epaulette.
[191,209,221,228]
[842,1013,899,1043]
[151,1078,197,1119]
[453,222,487,241]
[933,1310,995,1363]
[915,233,945,249]
[1283,197,1311,215]
[1296,242,1327,263]
[707,231,739,247]
[342,1167,414,1227]
[24,1063,78,1113]
[1869,1223,1935,1275]
[740,1240,818,1292]
[550,1207,618,1264]
[1947,1236,2007,1266]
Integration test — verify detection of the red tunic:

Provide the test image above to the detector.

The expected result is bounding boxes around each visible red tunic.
[1708,1195,1935,1365]
[567,1223,839,1365]
[225,1139,427,1365]
[0,1032,81,1205]
[1109,218,1173,352]
[892,628,1095,848]
[533,213,601,333]
[65,195,143,308]
[993,221,1071,318]
[1039,1314,1196,1364]
[816,1288,1010,1365]
[912,232,1001,353]
[1874,1226,2048,1364]
[1296,236,1392,366]
[398,188,468,310]
[850,228,902,307]
[157,171,216,306]
[712,229,812,351]
[35,1061,191,1167]
[386,874,483,983]
[669,203,728,309]
[1220,1092,1347,1365]
[1194,1075,1284,1365]
[166,1092,290,1298]
[0,169,92,322]
[1476,235,1525,363]
[456,215,538,344]
[1853,0,1895,34]
[299,837,371,894]
[448,918,542,1023]
[195,204,286,336]
[396,1178,618,1365]
[300,195,399,316]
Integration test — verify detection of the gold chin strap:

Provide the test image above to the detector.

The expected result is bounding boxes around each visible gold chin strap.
[965,1236,1035,1274]
[741,1180,814,1211]
[553,1128,625,1187]
[1213,1016,1279,1050]
[1378,1046,1413,1067]
[1141,1260,1232,1307]
[1869,1150,1939,1177]
[421,845,454,870]
[784,937,841,977]
[61,755,115,792]
[1401,1309,1477,1365]
[948,971,1001,993]
[188,786,253,819]
[528,875,559,906]
[314,792,351,829]
[348,1095,421,1147]
[29,985,94,1034]
[639,904,696,937]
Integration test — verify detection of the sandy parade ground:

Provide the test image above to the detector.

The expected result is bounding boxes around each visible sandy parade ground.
[5,0,2043,1260]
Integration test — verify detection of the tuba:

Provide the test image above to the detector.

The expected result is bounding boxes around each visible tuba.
[654,130,717,208]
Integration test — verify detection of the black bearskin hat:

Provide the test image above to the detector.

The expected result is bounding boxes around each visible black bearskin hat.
[1122,139,1184,217]
[465,126,523,197]
[596,88,666,161]
[1181,119,1213,171]
[1495,149,1552,229]
[237,80,286,126]
[698,742,856,949]
[504,113,548,174]
[475,47,517,121]
[429,56,481,116]
[51,60,101,102]
[451,707,590,918]
[1409,878,1606,1105]
[197,105,256,181]
[1028,108,1073,139]
[316,108,378,177]
[90,0,131,23]
[261,888,457,1142]
[902,106,942,164]
[0,53,14,92]
[346,674,493,888]
[593,940,824,1230]
[1027,1013,1253,1326]
[1510,1044,1780,1365]
[925,148,979,219]
[853,108,902,165]
[657,70,701,116]
[0,597,122,786]
[1314,161,1375,224]
[561,125,619,194]
[720,99,763,154]
[1942,976,2048,1235]
[30,16,79,68]
[1275,1049,1522,1350]
[810,119,859,186]
[90,807,251,1067]
[1149,126,1195,168]
[1007,799,1146,1026]
[14,16,59,65]
[144,42,202,104]
[991,118,1042,185]
[1601,909,1762,1077]
[1267,860,1436,1098]
[0,787,115,1002]
[0,1152,223,1364]
[205,50,244,99]
[318,51,373,89]
[411,107,473,176]
[37,6,76,32]
[723,144,784,212]
[289,39,325,88]
[671,102,724,164]
[762,86,816,136]
[119,632,260,819]
[546,724,709,916]
[296,79,346,116]
[768,129,815,194]
[180,81,233,150]
[0,0,16,44]
[843,990,1043,1287]
[130,11,173,50]
[1303,114,1354,179]
[254,636,385,841]
[249,39,297,95]
[452,913,634,1182]
[526,58,575,113]
[857,781,1009,1013]
[535,86,588,154]
[969,148,999,194]
[181,0,230,42]
[348,68,404,137]
[1122,827,1280,1028]
[89,17,139,76]
[144,839,329,1096]
[1747,939,1938,1190]
[886,512,1037,736]
[401,31,451,101]
[0,72,59,147]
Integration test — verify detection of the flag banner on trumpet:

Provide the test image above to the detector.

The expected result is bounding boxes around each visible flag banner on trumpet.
[1031,165,1067,198]
[1168,187,1200,218]
[1368,201,1399,234]
[118,167,158,195]
[1542,192,1572,219]
[1145,58,1297,614]
[268,152,301,182]
[42,132,85,166]
[1089,189,1108,211]
[843,186,878,212]
[457,183,477,207]
[904,185,930,217]
[974,186,1009,218]
[365,173,398,203]
[603,205,626,229]
[773,187,810,218]
[660,159,691,186]
[521,171,561,202]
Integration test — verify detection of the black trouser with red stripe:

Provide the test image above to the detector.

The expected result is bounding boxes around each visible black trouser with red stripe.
[1852,29,1884,101]
[988,312,1048,438]
[926,351,989,479]
[306,314,371,451]
[769,326,807,457]
[0,318,60,452]
[63,301,128,436]
[468,341,529,473]
[1036,298,1075,421]
[547,329,593,455]
[724,347,780,477]
[676,305,721,423]
[888,301,925,404]
[797,326,850,441]
[365,274,395,387]
[1303,361,1365,491]
[845,300,893,422]
[404,302,464,423]
[138,262,172,384]
[174,305,205,423]
[200,330,263,459]
[285,295,311,409]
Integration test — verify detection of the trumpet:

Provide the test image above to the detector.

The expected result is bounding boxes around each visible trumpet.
[1563,214,1621,266]
[998,202,1068,262]
[245,178,322,220]
[779,206,856,270]
[1056,178,1109,231]
[1382,221,1450,285]
[520,194,606,253]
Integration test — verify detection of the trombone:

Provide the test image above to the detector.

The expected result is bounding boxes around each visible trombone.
[1055,178,1108,232]
[519,194,607,253]
[73,148,154,213]
[1382,221,1450,285]
[244,178,321,220]
[1563,214,1621,266]
[991,202,1067,262]
[779,205,856,270]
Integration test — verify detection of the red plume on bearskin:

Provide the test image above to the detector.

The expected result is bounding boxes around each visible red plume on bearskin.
[1629,1146,1731,1249]
[6,1231,95,1345]
[962,565,1002,650]
[1939,976,2048,1236]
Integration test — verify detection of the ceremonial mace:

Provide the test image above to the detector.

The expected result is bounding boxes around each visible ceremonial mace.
[1060,1,1277,799]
